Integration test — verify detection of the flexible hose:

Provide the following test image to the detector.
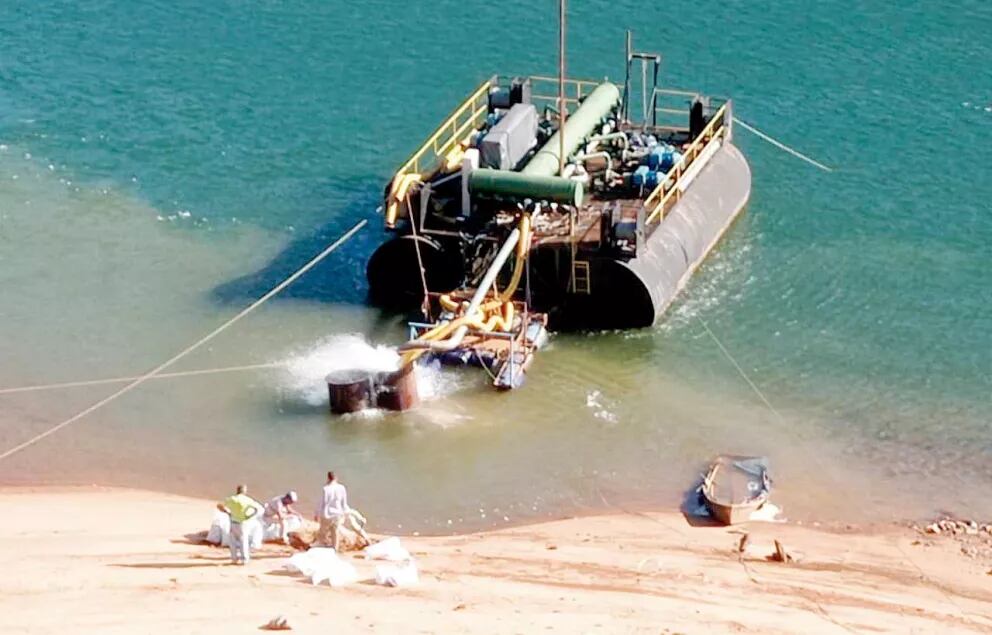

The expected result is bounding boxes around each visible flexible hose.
[497,213,531,303]
[400,214,531,366]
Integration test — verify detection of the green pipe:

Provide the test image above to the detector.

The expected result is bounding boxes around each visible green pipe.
[522,82,621,177]
[469,168,583,207]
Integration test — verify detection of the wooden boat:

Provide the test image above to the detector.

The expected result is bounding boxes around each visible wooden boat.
[701,455,771,525]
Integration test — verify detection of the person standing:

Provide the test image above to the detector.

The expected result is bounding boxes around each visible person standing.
[217,484,264,565]
[313,471,369,550]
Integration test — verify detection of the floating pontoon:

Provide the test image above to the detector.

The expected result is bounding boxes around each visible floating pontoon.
[363,33,751,401]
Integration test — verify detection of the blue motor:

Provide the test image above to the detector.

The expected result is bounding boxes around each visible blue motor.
[645,169,660,189]
[647,148,662,170]
[647,144,676,170]
[631,165,650,188]
[659,149,683,172]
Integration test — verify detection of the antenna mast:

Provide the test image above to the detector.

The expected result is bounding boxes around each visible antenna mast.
[557,0,567,175]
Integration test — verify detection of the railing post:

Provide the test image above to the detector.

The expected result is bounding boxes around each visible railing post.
[508,335,514,387]
[725,100,733,142]
[636,201,646,251]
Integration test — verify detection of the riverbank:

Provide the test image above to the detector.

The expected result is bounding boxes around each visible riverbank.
[2,486,990,633]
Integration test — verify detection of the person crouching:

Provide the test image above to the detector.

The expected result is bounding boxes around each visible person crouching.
[263,490,302,544]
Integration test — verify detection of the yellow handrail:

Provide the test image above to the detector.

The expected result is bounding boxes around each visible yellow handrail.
[399,78,492,176]
[392,76,605,182]
[644,102,729,224]
[385,79,493,227]
[386,76,623,226]
[385,75,724,229]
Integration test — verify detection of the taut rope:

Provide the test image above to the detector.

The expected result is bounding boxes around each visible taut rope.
[0,362,284,395]
[734,118,833,172]
[0,219,367,462]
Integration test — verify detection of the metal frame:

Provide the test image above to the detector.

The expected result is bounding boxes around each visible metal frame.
[622,30,661,125]
[383,72,734,235]
[642,100,732,225]
[407,321,522,388]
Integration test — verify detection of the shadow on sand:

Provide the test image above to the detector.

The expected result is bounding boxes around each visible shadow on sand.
[173,531,211,546]
[679,481,724,528]
[111,561,229,569]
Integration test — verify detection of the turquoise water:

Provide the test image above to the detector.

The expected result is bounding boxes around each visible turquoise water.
[1,1,990,529]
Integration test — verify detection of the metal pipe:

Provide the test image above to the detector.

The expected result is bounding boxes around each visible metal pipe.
[585,132,628,151]
[623,30,632,123]
[571,151,613,174]
[522,82,621,178]
[469,168,583,206]
[558,0,567,176]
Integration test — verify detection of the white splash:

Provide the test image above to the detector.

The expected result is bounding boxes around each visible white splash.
[276,334,471,412]
[278,334,400,407]
[586,389,619,424]
[413,357,462,401]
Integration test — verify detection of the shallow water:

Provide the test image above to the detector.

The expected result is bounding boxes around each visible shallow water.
[1,1,991,532]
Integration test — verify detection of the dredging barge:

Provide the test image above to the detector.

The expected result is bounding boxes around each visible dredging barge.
[350,35,751,409]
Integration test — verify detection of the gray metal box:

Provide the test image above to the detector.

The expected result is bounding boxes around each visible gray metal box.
[479,103,538,171]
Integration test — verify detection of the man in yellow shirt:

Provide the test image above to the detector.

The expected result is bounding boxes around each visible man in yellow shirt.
[217,484,265,565]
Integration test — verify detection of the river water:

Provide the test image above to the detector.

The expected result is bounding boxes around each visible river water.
[1,1,990,532]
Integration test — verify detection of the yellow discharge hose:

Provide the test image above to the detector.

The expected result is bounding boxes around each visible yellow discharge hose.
[400,214,531,367]
[399,314,468,366]
[444,146,466,171]
[476,300,514,332]
[438,214,531,311]
[438,294,463,313]
[399,300,515,366]
[498,213,531,302]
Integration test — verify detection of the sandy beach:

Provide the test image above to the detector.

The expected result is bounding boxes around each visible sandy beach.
[2,487,990,634]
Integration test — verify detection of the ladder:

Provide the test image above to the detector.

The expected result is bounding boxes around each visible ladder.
[572,260,591,294]
[568,207,592,295]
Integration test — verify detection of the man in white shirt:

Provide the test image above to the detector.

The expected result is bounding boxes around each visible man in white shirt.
[313,471,369,550]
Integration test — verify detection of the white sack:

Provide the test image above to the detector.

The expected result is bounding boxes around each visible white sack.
[284,548,357,588]
[262,514,304,541]
[206,511,263,548]
[374,559,419,587]
[363,537,411,562]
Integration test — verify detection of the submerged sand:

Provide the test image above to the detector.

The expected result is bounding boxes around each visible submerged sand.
[1,487,990,634]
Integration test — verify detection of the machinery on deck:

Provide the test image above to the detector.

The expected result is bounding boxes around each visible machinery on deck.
[361,33,751,405]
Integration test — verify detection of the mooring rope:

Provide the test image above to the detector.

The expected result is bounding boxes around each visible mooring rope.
[734,118,833,172]
[0,362,285,395]
[0,219,367,462]
[694,314,866,500]
[696,314,981,624]
[405,192,431,318]
[694,315,787,425]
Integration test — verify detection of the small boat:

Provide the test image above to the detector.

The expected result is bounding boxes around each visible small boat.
[701,455,771,525]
